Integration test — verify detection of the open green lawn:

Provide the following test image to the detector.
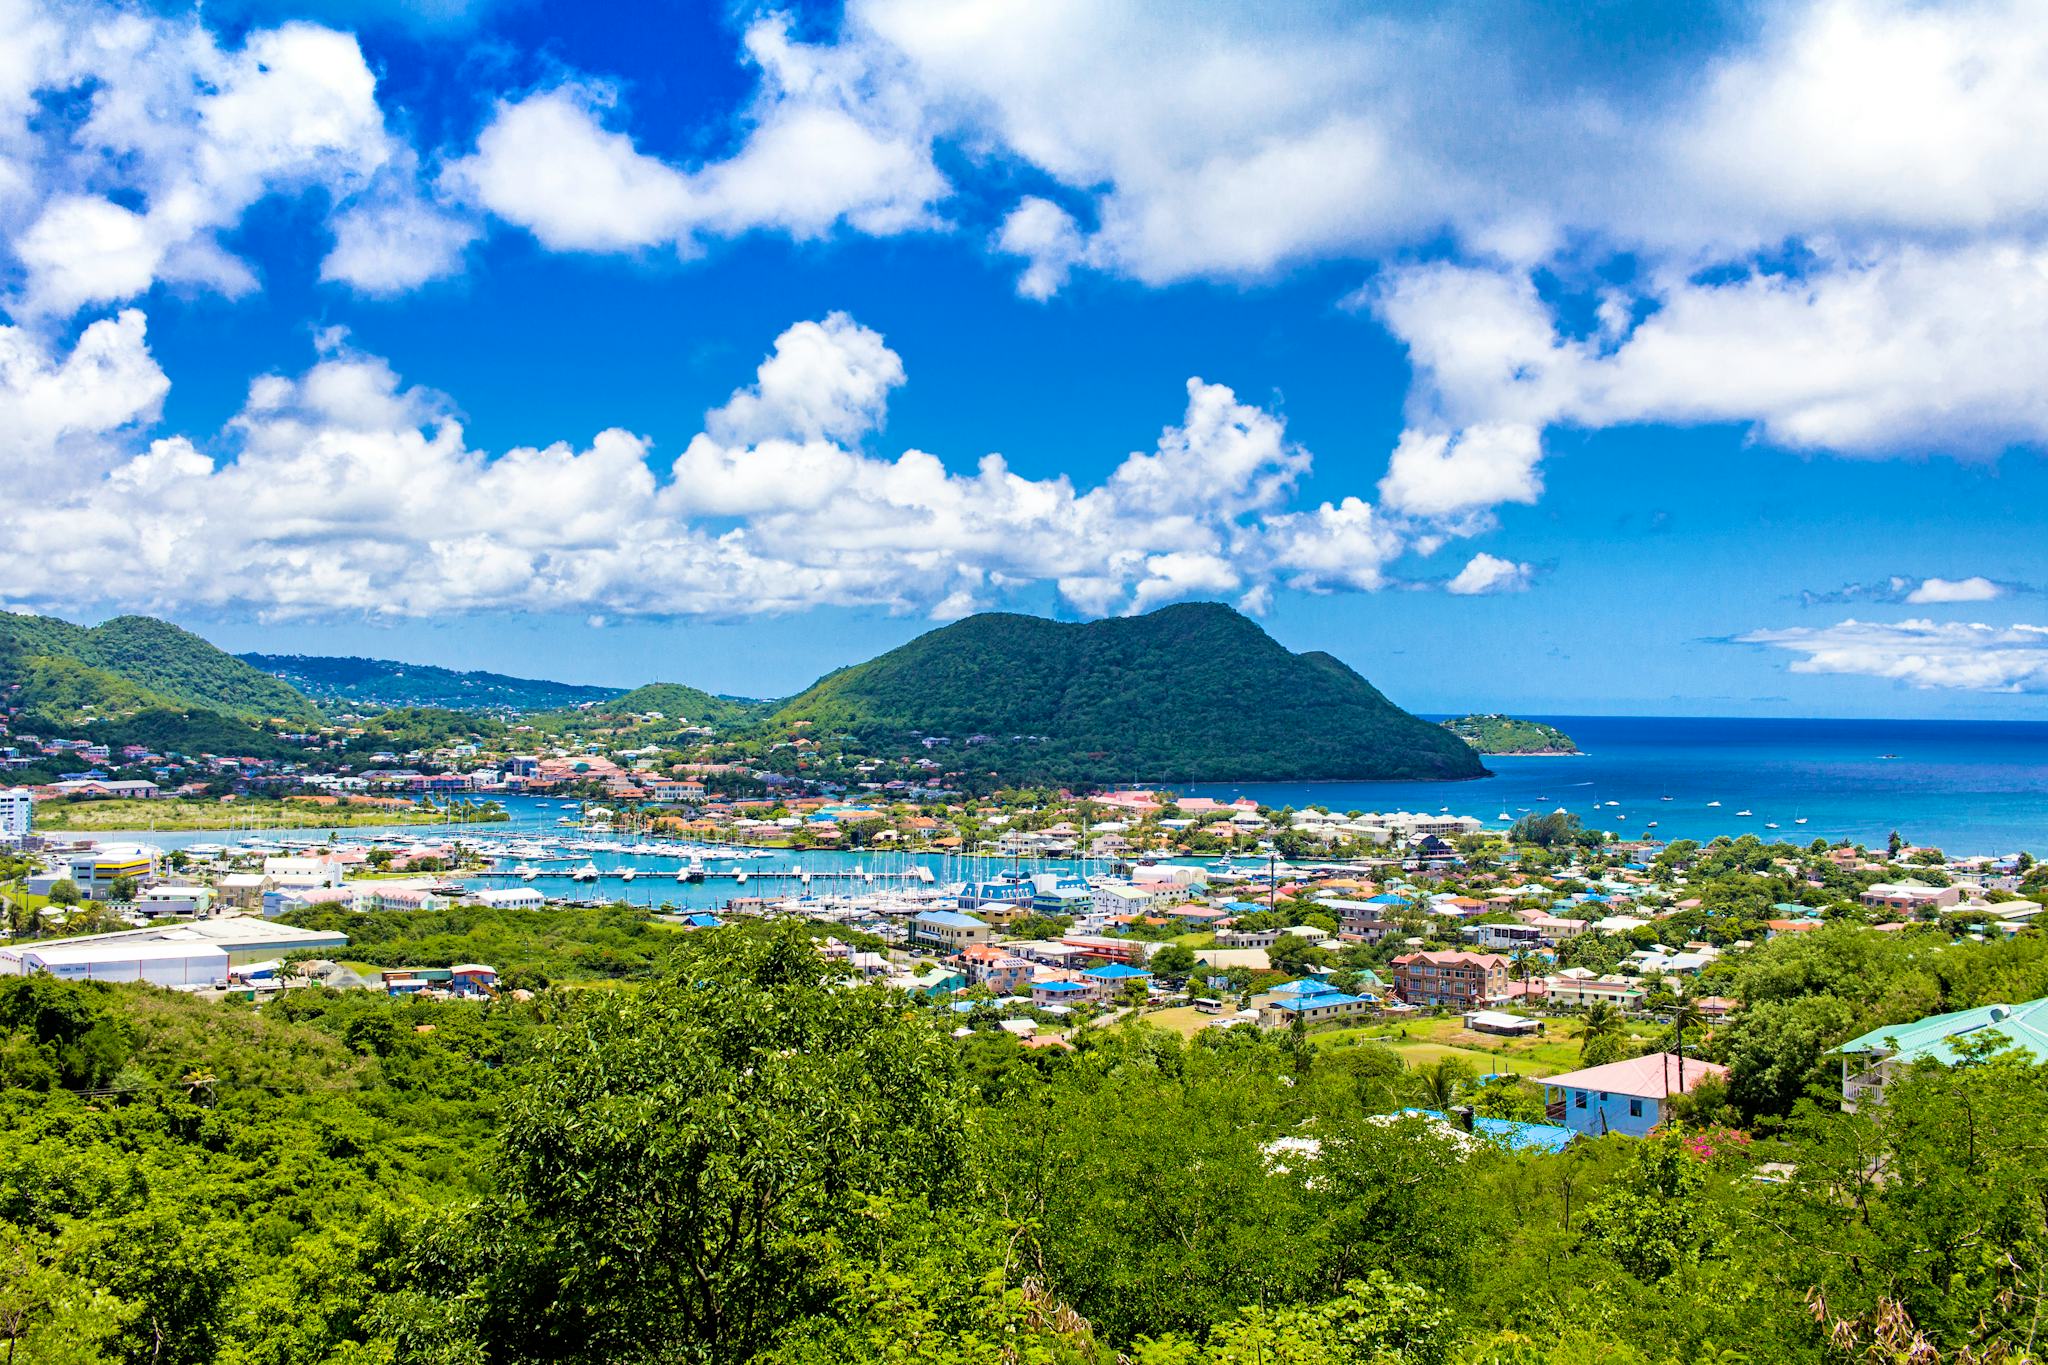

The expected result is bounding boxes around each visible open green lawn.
[1312,1013,1664,1078]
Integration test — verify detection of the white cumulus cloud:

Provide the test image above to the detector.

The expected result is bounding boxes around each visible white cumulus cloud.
[1740,618,2048,693]
[1446,552,1532,596]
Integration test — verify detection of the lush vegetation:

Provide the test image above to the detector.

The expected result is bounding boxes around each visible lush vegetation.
[341,706,509,757]
[1440,713,1579,755]
[4,921,2047,1364]
[0,612,315,726]
[32,797,480,832]
[769,603,1487,783]
[278,903,696,989]
[532,683,766,736]
[242,653,626,712]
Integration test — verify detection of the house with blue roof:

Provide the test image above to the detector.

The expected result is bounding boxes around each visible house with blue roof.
[1032,978,1101,1007]
[1261,984,1375,1027]
[679,912,723,929]
[1402,1108,1576,1153]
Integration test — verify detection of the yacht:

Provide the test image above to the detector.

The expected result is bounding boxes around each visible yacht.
[1646,821,1659,829]
[1765,822,1779,829]
[1496,811,1512,821]
[619,867,637,882]
[1707,800,1722,808]
[570,863,600,882]
[1795,817,1809,825]
[1736,809,1753,817]
[512,863,538,881]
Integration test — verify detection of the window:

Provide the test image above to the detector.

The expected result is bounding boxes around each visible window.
[1628,1098,1644,1118]
[1574,1090,1586,1109]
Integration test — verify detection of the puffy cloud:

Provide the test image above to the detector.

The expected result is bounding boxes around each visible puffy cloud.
[0,309,169,487]
[4,12,414,313]
[1262,497,1402,593]
[1670,0,2048,247]
[1905,576,2005,605]
[449,16,945,256]
[1377,423,1543,520]
[320,193,480,294]
[1739,618,2048,692]
[445,87,695,253]
[1371,244,2048,521]
[703,312,905,446]
[1445,552,1532,596]
[996,196,1086,301]
[3,310,1489,621]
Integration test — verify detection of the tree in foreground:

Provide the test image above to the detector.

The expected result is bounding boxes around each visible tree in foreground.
[443,925,969,1364]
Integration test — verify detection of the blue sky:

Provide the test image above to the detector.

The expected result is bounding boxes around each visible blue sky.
[2,0,2046,716]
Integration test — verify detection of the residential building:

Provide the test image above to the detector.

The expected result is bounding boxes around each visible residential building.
[0,788,32,847]
[1087,881,1172,929]
[1542,1053,1729,1138]
[909,909,995,951]
[1260,980,1377,1027]
[1861,881,1963,913]
[1542,972,1646,1011]
[1390,951,1510,1007]
[1837,996,2048,1111]
[1460,922,1549,951]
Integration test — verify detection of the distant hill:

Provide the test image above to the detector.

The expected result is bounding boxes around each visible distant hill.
[0,612,315,729]
[532,683,765,734]
[1442,714,1580,755]
[243,653,626,713]
[770,603,1487,783]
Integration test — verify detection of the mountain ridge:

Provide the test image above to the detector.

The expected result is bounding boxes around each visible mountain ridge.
[242,652,627,713]
[767,602,1486,783]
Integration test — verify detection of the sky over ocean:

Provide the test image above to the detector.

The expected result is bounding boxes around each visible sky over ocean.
[2,0,2046,718]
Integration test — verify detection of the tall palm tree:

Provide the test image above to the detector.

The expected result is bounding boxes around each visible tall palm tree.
[1579,1001,1624,1059]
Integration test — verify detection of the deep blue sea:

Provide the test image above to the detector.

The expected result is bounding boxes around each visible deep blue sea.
[1183,715,2048,856]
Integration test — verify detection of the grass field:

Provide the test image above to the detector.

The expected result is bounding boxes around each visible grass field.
[1312,1014,1664,1078]
[34,798,493,832]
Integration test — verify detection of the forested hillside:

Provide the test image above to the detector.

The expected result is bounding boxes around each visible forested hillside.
[0,611,315,731]
[5,921,2048,1364]
[242,653,625,712]
[770,602,1485,783]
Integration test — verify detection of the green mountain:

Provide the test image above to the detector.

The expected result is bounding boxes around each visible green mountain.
[0,612,316,728]
[1441,714,1580,755]
[241,653,625,712]
[769,602,1487,783]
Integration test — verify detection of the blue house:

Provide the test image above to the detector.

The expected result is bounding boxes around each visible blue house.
[1540,1053,1727,1138]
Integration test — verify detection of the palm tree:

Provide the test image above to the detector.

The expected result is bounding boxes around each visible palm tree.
[1417,1056,1474,1110]
[1579,1001,1624,1059]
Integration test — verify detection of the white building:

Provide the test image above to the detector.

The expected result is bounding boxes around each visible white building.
[0,788,32,847]
[1,939,231,987]
[474,888,546,909]
[263,855,347,892]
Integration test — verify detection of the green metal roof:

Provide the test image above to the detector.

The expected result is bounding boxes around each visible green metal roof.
[1838,996,2048,1066]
